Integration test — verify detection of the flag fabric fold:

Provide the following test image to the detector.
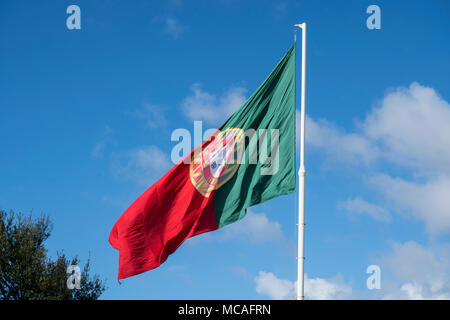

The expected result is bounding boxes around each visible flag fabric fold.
[109,44,296,280]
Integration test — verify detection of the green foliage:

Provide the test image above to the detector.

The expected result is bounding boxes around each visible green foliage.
[0,210,106,300]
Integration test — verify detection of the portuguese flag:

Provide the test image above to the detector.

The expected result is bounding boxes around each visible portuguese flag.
[109,45,296,280]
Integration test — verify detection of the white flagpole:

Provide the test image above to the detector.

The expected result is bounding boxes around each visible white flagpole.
[294,22,307,301]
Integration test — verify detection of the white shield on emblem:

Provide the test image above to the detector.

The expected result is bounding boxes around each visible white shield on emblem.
[209,147,227,178]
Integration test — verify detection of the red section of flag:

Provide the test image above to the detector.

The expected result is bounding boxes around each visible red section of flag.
[108,161,218,280]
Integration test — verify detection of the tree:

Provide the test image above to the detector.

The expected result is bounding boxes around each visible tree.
[0,210,106,300]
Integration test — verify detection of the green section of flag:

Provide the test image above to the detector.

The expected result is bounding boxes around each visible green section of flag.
[214,44,296,228]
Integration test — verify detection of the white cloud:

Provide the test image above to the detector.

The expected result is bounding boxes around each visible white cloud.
[304,273,353,300]
[92,140,107,158]
[370,175,450,234]
[363,83,450,174]
[153,16,186,39]
[254,271,295,300]
[381,241,450,299]
[163,265,194,285]
[308,83,450,234]
[305,114,378,166]
[127,103,167,129]
[182,84,247,126]
[273,3,287,19]
[186,211,286,247]
[112,145,171,186]
[337,197,391,222]
[228,266,252,280]
[164,17,185,39]
[305,82,450,300]
[221,211,284,243]
[92,126,113,158]
[364,84,450,234]
[307,82,450,173]
[254,271,353,300]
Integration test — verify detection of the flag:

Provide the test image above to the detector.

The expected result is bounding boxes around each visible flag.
[109,44,296,280]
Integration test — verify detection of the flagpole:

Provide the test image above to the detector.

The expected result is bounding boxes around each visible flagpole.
[294,22,306,301]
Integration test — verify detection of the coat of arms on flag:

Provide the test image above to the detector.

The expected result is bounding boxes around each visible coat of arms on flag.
[190,128,244,197]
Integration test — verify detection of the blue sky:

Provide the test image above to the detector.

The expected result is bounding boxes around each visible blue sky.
[1,0,450,299]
